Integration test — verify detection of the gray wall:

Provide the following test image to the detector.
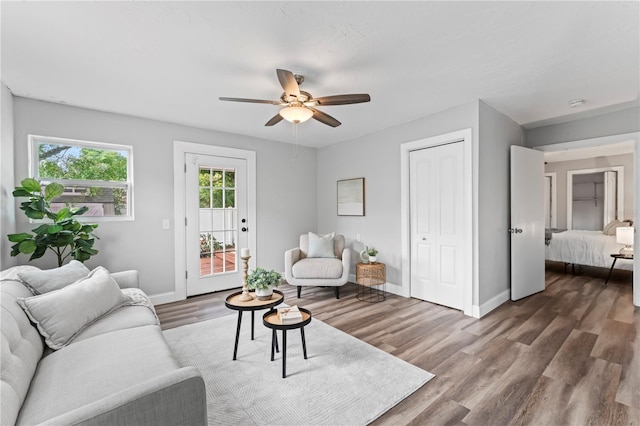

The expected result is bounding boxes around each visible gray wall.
[10,97,317,297]
[317,101,480,300]
[477,101,524,305]
[525,106,640,147]
[317,100,523,311]
[1,82,16,269]
[544,153,634,229]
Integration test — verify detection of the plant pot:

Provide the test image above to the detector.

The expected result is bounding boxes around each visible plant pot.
[369,256,377,263]
[255,287,273,301]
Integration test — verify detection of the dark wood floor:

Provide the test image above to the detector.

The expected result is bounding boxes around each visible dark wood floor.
[156,262,639,425]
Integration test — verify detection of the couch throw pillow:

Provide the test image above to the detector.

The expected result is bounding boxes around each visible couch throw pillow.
[17,266,128,350]
[17,260,91,295]
[308,232,336,258]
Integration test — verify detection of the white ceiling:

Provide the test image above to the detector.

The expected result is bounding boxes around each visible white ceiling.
[1,1,638,148]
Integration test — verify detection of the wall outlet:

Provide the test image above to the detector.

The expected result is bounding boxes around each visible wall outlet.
[356,233,360,242]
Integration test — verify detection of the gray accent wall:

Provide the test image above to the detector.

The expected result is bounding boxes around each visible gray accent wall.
[318,101,479,296]
[1,82,16,269]
[478,101,524,306]
[545,153,634,229]
[10,97,317,297]
[317,100,523,313]
[525,106,640,147]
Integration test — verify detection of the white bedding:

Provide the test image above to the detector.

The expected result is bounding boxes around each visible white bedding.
[545,230,633,271]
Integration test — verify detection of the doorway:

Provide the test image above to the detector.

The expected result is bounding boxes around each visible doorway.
[400,128,473,316]
[173,141,256,302]
[185,153,247,296]
[535,132,639,308]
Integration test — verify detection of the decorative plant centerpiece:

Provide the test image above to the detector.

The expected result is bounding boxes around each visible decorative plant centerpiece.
[7,178,99,267]
[246,267,282,300]
[366,246,379,263]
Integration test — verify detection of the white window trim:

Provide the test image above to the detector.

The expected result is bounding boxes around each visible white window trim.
[28,134,134,222]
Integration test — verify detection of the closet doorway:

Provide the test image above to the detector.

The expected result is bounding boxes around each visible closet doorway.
[567,166,623,230]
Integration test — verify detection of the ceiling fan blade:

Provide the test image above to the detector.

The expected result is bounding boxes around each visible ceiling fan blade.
[310,108,341,127]
[264,113,284,126]
[276,69,300,98]
[219,97,281,105]
[310,94,371,106]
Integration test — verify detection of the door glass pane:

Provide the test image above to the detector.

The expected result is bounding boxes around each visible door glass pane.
[199,166,238,277]
[212,189,223,208]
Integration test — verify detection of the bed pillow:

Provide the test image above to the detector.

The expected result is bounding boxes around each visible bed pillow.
[603,220,619,235]
[17,260,91,295]
[16,266,128,350]
[307,232,336,258]
[604,220,632,236]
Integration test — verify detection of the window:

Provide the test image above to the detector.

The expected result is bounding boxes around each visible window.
[29,135,133,221]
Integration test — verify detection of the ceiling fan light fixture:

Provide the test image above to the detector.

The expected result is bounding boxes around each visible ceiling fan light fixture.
[279,105,313,123]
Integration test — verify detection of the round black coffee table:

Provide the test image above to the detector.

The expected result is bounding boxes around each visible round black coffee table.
[225,289,284,360]
[263,307,312,378]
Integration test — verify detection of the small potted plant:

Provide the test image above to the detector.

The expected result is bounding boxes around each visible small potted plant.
[366,246,379,263]
[246,267,282,300]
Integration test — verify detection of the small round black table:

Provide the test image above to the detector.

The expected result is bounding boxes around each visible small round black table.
[225,289,284,360]
[604,254,633,285]
[263,307,312,378]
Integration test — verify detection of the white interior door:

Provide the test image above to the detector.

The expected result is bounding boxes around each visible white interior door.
[510,145,545,301]
[410,142,464,310]
[185,153,248,296]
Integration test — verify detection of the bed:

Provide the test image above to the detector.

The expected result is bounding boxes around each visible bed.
[545,229,633,271]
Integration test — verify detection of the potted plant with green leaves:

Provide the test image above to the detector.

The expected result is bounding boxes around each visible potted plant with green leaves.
[246,267,282,300]
[366,246,379,263]
[7,178,99,267]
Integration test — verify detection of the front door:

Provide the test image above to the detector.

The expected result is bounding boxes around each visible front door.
[510,145,545,301]
[185,153,248,296]
[410,141,464,310]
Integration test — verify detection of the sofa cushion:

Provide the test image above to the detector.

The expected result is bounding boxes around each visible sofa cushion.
[17,260,90,295]
[16,325,180,426]
[17,267,129,350]
[1,267,45,426]
[72,303,159,343]
[291,257,343,279]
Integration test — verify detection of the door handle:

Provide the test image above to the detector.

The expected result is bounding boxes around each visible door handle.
[241,227,248,232]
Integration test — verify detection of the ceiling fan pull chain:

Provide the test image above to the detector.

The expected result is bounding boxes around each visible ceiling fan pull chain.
[292,123,299,163]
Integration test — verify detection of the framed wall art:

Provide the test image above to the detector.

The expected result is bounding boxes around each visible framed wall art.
[337,177,365,216]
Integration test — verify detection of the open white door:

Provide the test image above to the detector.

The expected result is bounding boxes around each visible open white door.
[510,146,545,301]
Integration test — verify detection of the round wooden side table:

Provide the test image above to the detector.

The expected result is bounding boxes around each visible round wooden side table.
[356,262,386,302]
[263,308,312,378]
[225,289,284,360]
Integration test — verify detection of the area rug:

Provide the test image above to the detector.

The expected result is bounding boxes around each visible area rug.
[163,314,434,425]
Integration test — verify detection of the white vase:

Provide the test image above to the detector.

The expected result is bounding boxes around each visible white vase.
[369,256,377,263]
[255,286,273,301]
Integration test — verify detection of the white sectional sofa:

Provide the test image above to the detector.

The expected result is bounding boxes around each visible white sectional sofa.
[1,263,206,426]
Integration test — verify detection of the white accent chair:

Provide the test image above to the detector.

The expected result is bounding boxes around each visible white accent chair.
[284,233,351,299]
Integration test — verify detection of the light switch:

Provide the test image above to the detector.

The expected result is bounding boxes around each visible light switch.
[162,219,170,229]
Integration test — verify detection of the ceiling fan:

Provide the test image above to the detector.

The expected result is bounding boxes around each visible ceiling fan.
[219,69,371,128]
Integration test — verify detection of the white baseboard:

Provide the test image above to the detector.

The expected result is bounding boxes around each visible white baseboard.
[473,289,510,318]
[149,291,179,306]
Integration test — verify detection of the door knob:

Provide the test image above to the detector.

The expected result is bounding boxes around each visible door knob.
[241,227,248,232]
